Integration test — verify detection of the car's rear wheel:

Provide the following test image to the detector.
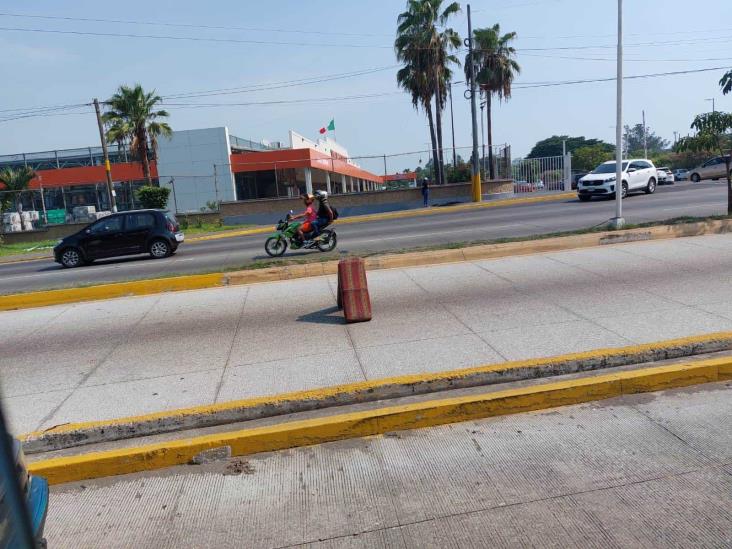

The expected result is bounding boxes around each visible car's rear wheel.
[60,247,83,268]
[691,173,701,183]
[645,177,657,194]
[578,195,592,202]
[149,239,172,259]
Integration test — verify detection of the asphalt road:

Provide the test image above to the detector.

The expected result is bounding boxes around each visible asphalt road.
[0,181,726,294]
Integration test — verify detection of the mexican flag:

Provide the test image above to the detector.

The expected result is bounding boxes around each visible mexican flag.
[319,119,336,134]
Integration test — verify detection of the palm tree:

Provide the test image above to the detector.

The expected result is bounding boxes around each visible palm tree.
[0,166,36,230]
[396,0,461,186]
[467,24,520,180]
[103,84,172,185]
[721,70,732,95]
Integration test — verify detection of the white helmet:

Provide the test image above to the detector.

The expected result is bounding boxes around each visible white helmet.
[315,190,328,199]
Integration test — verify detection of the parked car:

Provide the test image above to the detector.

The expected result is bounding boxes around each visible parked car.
[0,438,48,548]
[54,209,184,268]
[673,169,689,181]
[688,155,731,182]
[657,166,675,184]
[577,159,657,201]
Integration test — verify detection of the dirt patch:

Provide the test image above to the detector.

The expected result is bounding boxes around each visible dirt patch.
[224,458,255,476]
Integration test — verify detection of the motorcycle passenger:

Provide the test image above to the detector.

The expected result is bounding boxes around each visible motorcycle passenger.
[312,190,334,236]
[291,193,317,244]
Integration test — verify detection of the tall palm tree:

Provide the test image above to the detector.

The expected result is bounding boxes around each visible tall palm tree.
[0,166,36,229]
[396,0,460,186]
[467,24,520,180]
[721,70,732,95]
[103,84,172,185]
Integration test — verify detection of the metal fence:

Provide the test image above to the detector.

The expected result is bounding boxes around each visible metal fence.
[512,154,572,193]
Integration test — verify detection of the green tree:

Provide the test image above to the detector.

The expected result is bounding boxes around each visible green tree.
[573,145,614,171]
[676,111,732,213]
[623,123,669,156]
[136,186,171,209]
[468,24,520,180]
[0,166,36,228]
[396,0,461,186]
[103,84,172,185]
[721,70,732,95]
[527,135,613,158]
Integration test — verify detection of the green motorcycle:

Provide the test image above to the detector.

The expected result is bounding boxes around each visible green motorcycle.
[264,212,337,257]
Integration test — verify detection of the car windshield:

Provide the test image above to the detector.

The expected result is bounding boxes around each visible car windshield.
[592,162,628,174]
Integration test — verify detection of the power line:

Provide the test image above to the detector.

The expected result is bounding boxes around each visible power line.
[521,52,732,63]
[513,66,731,89]
[4,24,732,53]
[163,66,398,100]
[0,26,395,49]
[0,11,394,38]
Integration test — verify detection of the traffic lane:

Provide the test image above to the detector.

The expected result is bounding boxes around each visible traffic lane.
[0,182,725,294]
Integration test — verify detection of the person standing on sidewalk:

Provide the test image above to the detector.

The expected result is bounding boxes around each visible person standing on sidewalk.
[421,177,430,207]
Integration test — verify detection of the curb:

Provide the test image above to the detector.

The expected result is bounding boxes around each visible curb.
[27,356,732,485]
[187,192,575,243]
[21,330,732,454]
[3,218,732,311]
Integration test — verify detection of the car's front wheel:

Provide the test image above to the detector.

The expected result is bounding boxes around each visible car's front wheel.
[149,239,172,259]
[691,173,701,183]
[645,177,657,194]
[60,247,83,268]
[578,194,592,202]
[621,182,629,198]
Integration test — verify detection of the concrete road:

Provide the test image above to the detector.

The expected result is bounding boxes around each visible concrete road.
[4,234,732,435]
[45,381,732,548]
[0,181,726,294]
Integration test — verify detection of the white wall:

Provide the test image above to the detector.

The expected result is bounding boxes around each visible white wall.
[288,130,359,168]
[156,127,236,213]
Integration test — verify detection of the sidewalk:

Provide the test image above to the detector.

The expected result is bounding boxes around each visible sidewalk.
[45,381,732,548]
[3,233,732,434]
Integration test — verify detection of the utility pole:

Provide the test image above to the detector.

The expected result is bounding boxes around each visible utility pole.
[383,154,388,176]
[706,98,715,113]
[448,82,457,168]
[466,4,481,202]
[642,109,647,159]
[480,97,486,180]
[93,98,117,212]
[610,0,624,229]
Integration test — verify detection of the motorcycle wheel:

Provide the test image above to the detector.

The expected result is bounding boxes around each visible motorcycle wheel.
[265,236,288,257]
[316,230,337,252]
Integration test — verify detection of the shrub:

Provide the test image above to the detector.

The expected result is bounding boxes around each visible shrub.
[136,186,171,209]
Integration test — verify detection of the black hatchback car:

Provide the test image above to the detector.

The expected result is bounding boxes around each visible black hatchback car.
[54,209,184,268]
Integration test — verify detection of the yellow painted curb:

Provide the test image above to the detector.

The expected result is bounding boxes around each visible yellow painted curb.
[187,192,574,243]
[0,273,224,311]
[28,357,731,485]
[22,330,732,448]
[4,218,732,312]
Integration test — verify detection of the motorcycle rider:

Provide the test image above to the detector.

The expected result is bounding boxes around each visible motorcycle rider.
[291,193,317,244]
[312,190,334,236]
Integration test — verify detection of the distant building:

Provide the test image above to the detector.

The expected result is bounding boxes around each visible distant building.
[0,126,385,214]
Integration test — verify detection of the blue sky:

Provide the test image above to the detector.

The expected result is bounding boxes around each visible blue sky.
[1,0,731,174]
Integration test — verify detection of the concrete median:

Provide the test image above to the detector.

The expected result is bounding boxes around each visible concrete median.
[27,355,732,485]
[21,331,732,455]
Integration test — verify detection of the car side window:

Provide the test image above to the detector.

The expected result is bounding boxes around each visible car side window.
[89,216,123,234]
[126,213,156,230]
[629,162,641,170]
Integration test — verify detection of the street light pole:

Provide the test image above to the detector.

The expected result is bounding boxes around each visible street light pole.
[610,0,625,229]
[706,98,715,113]
[642,109,647,159]
[466,4,482,202]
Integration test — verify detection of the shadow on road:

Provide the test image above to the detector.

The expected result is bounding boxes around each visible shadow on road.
[296,305,344,325]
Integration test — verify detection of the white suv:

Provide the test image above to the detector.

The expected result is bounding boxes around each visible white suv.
[577,159,657,201]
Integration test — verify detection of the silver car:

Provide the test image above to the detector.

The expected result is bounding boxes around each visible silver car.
[688,156,731,182]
